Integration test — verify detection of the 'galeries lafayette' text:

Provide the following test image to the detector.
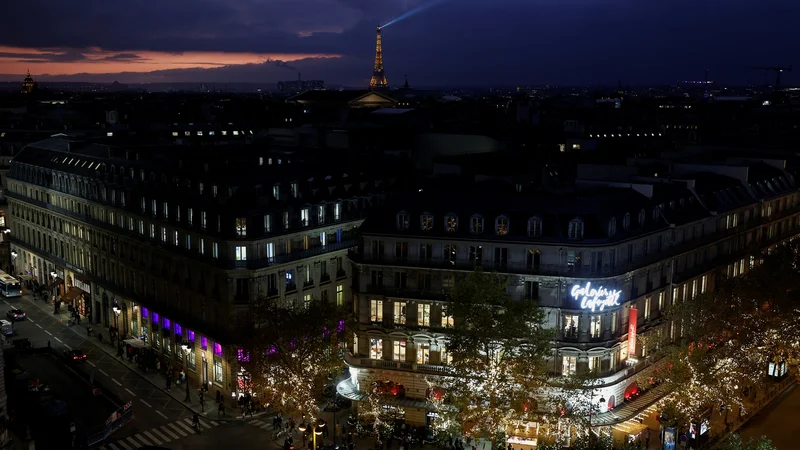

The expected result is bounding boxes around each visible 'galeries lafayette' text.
[570,282,622,312]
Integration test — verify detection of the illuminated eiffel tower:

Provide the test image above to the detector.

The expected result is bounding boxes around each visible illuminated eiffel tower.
[369,27,389,90]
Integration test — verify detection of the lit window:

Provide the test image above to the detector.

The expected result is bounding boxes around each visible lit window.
[393,341,406,361]
[441,312,454,328]
[445,214,458,232]
[370,300,383,322]
[236,218,247,237]
[369,338,382,359]
[394,301,406,324]
[418,304,431,326]
[420,213,433,231]
[495,216,509,235]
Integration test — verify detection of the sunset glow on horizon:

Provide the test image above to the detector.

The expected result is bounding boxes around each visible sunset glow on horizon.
[0,46,341,77]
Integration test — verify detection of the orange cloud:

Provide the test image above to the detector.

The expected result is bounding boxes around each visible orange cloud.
[0,46,340,76]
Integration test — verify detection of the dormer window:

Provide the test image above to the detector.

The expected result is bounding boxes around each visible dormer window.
[568,218,584,240]
[528,217,542,237]
[495,216,509,235]
[470,215,484,234]
[445,214,458,233]
[396,212,409,230]
[420,213,433,231]
[622,213,630,230]
[608,217,617,237]
[638,209,646,226]
[653,205,661,221]
[273,184,280,199]
[291,182,298,198]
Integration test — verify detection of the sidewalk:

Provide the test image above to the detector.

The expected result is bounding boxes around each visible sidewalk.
[19,293,263,422]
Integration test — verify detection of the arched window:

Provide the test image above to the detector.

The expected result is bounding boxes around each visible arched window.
[622,213,631,230]
[528,217,542,237]
[495,215,509,235]
[568,218,584,240]
[470,214,484,234]
[638,209,646,226]
[608,217,617,237]
[396,211,409,230]
[444,214,458,233]
[420,212,434,231]
[140,169,145,181]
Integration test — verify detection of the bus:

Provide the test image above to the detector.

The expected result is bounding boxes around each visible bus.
[0,271,21,297]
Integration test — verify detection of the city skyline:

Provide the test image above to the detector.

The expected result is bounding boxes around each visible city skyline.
[0,0,797,86]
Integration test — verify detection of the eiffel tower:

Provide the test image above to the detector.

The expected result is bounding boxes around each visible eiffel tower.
[369,27,389,90]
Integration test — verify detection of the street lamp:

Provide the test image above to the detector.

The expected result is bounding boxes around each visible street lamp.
[181,342,191,402]
[298,421,324,450]
[112,305,121,345]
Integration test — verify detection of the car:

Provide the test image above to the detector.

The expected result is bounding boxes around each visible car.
[6,309,25,321]
[64,349,87,362]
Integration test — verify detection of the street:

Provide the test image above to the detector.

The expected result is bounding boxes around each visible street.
[738,384,799,449]
[2,293,227,448]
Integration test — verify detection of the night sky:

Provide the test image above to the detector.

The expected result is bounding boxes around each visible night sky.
[0,0,797,87]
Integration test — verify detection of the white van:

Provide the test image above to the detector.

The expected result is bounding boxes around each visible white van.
[1,319,12,336]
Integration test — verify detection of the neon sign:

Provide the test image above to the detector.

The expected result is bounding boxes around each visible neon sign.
[570,282,622,312]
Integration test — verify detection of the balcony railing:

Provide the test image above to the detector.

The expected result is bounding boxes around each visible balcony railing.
[365,284,450,302]
[343,351,453,375]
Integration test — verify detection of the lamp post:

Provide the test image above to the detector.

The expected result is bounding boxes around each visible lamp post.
[181,342,191,402]
[112,305,121,345]
[10,250,17,276]
[299,421,324,450]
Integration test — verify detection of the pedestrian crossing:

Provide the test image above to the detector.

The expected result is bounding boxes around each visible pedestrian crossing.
[99,417,220,449]
[248,418,272,431]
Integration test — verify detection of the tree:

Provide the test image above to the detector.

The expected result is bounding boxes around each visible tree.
[239,300,348,420]
[432,268,552,444]
[661,241,800,420]
[725,434,777,450]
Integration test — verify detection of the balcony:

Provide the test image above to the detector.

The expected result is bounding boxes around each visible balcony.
[365,284,449,302]
[343,351,453,375]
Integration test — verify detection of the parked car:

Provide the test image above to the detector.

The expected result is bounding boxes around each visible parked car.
[64,349,87,362]
[6,309,26,321]
[1,319,13,336]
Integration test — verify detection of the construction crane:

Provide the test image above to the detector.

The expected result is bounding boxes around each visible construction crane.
[747,65,793,90]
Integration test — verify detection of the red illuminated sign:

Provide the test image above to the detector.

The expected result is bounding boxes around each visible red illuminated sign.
[628,307,638,357]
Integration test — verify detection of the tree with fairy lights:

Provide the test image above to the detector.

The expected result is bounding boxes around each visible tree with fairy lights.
[661,242,800,422]
[239,299,349,420]
[433,268,552,446]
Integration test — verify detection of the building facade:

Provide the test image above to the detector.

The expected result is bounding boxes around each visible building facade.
[341,153,800,445]
[7,137,387,400]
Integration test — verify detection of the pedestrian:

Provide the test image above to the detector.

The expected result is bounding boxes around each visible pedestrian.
[166,376,172,391]
[216,390,222,404]
[192,412,202,434]
[218,400,225,417]
[199,391,205,411]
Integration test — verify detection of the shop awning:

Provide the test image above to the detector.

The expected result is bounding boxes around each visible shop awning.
[19,274,33,281]
[123,339,147,348]
[62,287,86,302]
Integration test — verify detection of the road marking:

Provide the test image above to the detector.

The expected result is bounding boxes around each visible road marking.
[124,437,140,448]
[167,423,188,437]
[159,424,180,440]
[125,388,136,396]
[175,420,195,433]
[112,378,122,386]
[140,399,152,408]
[26,317,34,323]
[150,428,170,443]
[3,301,8,306]
[155,410,168,419]
[142,431,162,445]
[98,369,108,376]
[64,344,72,350]
[45,330,52,336]
[132,434,153,446]
[35,324,43,329]
[54,337,62,343]
[87,361,96,367]
[114,440,133,450]
[209,420,219,426]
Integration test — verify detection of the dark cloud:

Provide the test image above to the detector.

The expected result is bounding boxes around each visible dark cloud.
[98,53,147,62]
[0,49,88,63]
[1,0,798,85]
